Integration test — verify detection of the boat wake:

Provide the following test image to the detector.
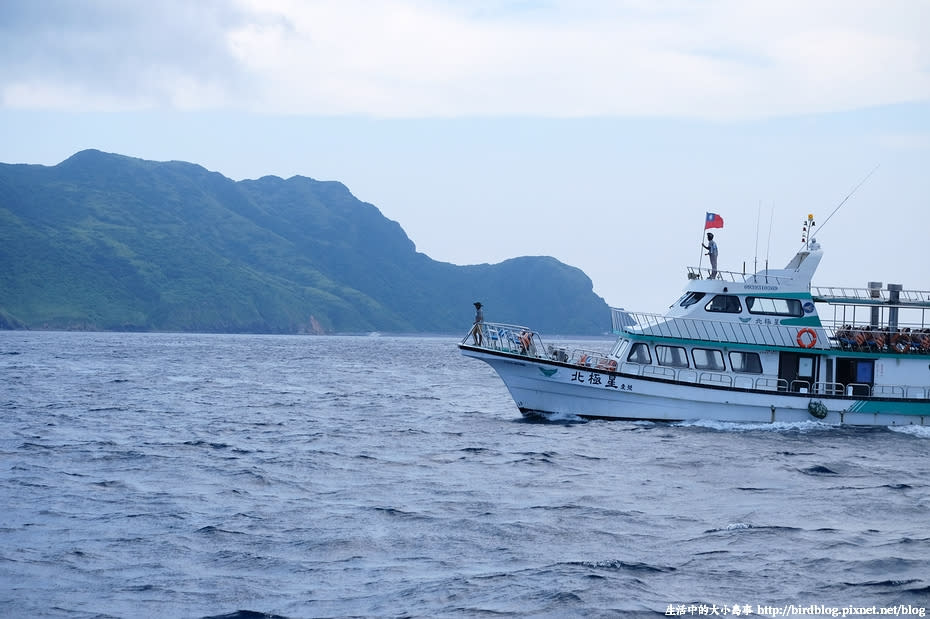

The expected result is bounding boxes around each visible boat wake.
[888,425,930,439]
[673,419,832,433]
[519,409,586,425]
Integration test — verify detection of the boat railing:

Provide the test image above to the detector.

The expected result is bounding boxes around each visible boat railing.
[686,267,796,285]
[613,309,830,349]
[813,286,930,307]
[613,308,930,354]
[463,322,547,358]
[464,323,930,399]
[756,378,785,392]
[825,324,930,353]
[873,384,905,399]
[621,363,930,399]
[813,382,845,396]
[462,322,625,368]
[643,365,676,380]
[569,348,618,371]
[699,372,733,388]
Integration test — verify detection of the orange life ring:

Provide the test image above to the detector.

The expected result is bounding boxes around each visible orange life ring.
[796,328,817,348]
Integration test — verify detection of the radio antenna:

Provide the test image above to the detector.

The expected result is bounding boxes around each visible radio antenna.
[754,200,761,277]
[814,164,880,239]
[766,203,774,266]
[763,203,775,283]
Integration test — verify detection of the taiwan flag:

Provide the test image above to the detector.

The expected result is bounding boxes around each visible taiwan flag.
[704,212,724,230]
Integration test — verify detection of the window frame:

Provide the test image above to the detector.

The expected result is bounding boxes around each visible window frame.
[705,295,743,314]
[627,342,652,364]
[692,348,726,371]
[746,296,803,317]
[677,291,706,308]
[655,344,690,368]
[728,351,763,374]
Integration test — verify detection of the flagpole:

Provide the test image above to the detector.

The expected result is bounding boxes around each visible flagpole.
[697,226,705,276]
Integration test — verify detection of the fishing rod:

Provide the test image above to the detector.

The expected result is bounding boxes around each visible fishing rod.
[810,164,880,241]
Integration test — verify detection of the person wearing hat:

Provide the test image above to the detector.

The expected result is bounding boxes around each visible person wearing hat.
[472,302,484,345]
[702,232,719,279]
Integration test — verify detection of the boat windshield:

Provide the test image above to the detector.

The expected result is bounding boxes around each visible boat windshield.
[674,292,706,308]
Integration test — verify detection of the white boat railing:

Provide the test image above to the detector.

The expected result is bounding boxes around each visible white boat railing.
[612,309,830,349]
[462,322,930,399]
[612,308,930,354]
[686,267,796,285]
[463,322,546,358]
[813,286,930,307]
[618,363,930,399]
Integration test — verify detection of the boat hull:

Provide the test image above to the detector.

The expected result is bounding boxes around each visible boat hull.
[460,345,930,426]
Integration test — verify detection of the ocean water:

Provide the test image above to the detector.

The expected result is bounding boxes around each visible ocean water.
[1,331,929,618]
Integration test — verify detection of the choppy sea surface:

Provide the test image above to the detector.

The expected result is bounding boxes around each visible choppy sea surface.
[1,331,929,618]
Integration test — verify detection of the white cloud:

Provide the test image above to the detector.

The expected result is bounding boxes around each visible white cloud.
[2,0,929,119]
[220,0,930,118]
[0,0,250,111]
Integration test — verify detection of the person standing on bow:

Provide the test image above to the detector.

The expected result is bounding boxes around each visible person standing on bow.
[703,232,719,279]
[471,301,484,345]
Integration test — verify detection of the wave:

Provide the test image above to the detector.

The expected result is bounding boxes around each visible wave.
[798,465,840,476]
[843,578,922,588]
[704,523,803,534]
[518,410,586,424]
[673,419,832,433]
[889,425,930,439]
[567,559,676,573]
[202,612,290,619]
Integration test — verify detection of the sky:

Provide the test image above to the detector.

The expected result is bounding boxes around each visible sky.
[1,0,929,315]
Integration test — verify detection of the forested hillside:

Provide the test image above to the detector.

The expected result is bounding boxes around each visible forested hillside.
[0,150,609,334]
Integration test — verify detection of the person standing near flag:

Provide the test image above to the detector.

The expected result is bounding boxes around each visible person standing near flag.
[703,232,719,279]
[702,212,723,279]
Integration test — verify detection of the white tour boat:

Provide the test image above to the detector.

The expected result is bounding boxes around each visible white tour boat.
[460,220,930,426]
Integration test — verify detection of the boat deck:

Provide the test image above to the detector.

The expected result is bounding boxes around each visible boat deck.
[612,309,930,354]
[812,286,930,307]
[462,321,930,400]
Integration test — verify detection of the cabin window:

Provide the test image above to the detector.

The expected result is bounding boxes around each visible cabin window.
[655,345,689,368]
[627,343,652,364]
[676,292,706,308]
[746,296,803,317]
[611,340,630,359]
[705,295,742,313]
[692,348,725,371]
[729,351,763,374]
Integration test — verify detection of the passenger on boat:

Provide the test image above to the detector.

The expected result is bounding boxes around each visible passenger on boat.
[918,329,930,352]
[518,330,534,355]
[835,325,856,348]
[703,233,719,279]
[892,329,911,353]
[472,302,484,345]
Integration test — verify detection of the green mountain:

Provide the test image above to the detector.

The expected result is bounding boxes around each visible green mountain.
[0,150,610,334]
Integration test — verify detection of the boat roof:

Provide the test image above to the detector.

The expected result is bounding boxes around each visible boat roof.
[685,242,823,294]
[685,240,930,308]
[812,287,930,308]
